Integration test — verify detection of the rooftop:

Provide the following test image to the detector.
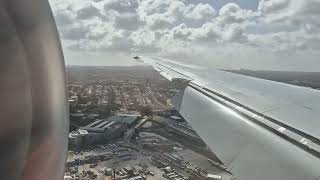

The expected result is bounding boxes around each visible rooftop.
[69,129,89,138]
[82,120,117,133]
[79,114,140,133]
[107,114,140,125]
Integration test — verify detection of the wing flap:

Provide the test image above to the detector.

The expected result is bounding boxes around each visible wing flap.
[174,86,320,180]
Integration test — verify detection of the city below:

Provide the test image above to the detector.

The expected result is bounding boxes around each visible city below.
[65,66,232,180]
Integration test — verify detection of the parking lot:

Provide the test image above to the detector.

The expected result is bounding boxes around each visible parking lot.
[65,132,232,180]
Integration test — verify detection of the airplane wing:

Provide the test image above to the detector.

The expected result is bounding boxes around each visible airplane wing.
[137,56,320,180]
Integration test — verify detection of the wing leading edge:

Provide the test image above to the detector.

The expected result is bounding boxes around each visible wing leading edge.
[137,56,320,180]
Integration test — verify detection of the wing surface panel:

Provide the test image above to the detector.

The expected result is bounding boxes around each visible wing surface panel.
[175,86,320,180]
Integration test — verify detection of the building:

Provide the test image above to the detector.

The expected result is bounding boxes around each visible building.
[170,115,183,122]
[206,174,222,180]
[107,114,141,127]
[122,176,145,180]
[63,175,73,180]
[69,129,89,151]
[124,166,135,175]
[68,114,140,150]
[69,120,127,150]
[82,119,118,133]
[69,113,85,121]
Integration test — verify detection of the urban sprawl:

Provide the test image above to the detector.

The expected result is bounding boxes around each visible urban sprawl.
[65,66,233,180]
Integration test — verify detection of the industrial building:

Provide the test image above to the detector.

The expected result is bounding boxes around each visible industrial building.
[69,114,140,151]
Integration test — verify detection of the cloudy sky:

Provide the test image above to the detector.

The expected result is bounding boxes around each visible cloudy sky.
[49,0,320,71]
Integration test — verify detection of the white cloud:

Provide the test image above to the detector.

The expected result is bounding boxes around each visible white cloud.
[171,23,193,40]
[190,23,221,42]
[76,4,101,19]
[114,13,143,30]
[104,0,139,13]
[258,0,320,28]
[184,3,216,22]
[48,0,320,70]
[258,0,289,13]
[223,23,248,42]
[218,3,256,26]
[146,14,176,30]
[61,24,88,40]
